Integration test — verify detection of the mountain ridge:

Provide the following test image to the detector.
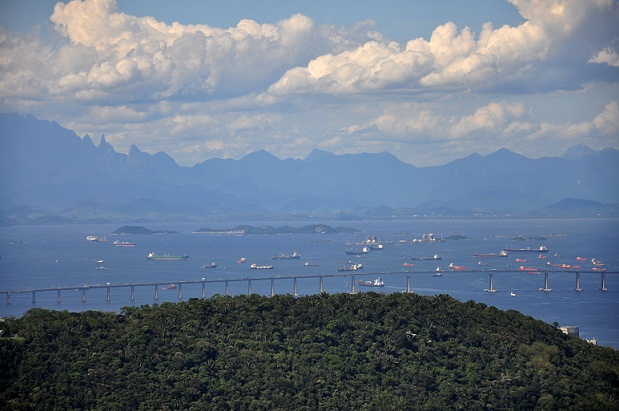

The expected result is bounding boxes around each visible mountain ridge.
[1,113,618,223]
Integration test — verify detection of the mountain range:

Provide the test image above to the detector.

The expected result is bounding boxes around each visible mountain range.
[1,113,618,224]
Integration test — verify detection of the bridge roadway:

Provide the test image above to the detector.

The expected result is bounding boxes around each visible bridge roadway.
[1,268,616,305]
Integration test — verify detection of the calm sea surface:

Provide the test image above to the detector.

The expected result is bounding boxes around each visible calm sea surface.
[1,219,617,348]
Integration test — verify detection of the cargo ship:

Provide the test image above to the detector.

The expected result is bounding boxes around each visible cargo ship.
[412,254,442,261]
[250,263,274,269]
[114,240,136,247]
[271,251,301,260]
[147,252,189,261]
[503,245,548,253]
[358,277,384,287]
[338,263,363,271]
[473,250,508,258]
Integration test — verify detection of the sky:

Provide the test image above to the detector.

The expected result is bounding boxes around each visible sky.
[0,0,618,167]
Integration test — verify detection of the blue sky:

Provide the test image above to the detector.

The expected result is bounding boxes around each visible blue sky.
[0,0,617,166]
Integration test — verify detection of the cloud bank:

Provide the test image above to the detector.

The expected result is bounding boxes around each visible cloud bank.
[0,0,617,166]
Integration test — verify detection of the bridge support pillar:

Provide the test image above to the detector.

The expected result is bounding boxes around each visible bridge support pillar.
[82,288,86,303]
[271,278,275,297]
[57,288,61,304]
[130,286,135,301]
[293,278,297,296]
[154,285,159,300]
[178,283,182,300]
[540,272,552,292]
[319,276,324,293]
[600,272,608,291]
[351,275,356,294]
[31,291,36,304]
[201,280,206,298]
[247,279,252,295]
[106,286,111,302]
[406,275,411,293]
[485,273,496,292]
[225,281,229,296]
[575,272,582,291]
[6,291,10,305]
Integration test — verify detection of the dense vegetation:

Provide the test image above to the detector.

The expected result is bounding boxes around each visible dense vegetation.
[1,293,618,410]
[195,224,359,235]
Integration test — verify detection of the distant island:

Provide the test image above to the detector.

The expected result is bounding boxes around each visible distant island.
[194,224,359,235]
[111,225,177,235]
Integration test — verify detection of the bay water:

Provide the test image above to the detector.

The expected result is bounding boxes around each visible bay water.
[1,218,617,348]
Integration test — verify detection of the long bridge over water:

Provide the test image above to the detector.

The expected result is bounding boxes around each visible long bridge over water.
[2,268,615,306]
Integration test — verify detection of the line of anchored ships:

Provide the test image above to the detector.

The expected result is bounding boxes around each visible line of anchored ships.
[147,236,608,290]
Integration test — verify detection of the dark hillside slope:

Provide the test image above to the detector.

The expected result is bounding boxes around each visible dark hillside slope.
[1,293,617,410]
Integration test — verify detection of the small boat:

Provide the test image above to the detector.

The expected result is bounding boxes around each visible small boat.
[304,262,320,266]
[412,254,442,261]
[162,284,176,290]
[433,268,443,277]
[271,251,301,260]
[147,252,189,261]
[592,267,606,272]
[515,258,527,263]
[97,260,104,264]
[203,262,217,269]
[402,262,416,267]
[114,240,136,247]
[477,261,487,266]
[86,235,107,242]
[449,263,467,271]
[538,254,547,259]
[358,277,384,287]
[519,266,538,271]
[591,258,605,267]
[250,263,274,269]
[576,257,587,261]
[237,257,247,264]
[510,291,516,297]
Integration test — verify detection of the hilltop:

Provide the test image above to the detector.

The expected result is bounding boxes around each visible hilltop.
[1,293,617,409]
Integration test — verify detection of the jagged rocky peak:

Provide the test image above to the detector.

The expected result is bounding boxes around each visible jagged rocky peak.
[97,135,117,154]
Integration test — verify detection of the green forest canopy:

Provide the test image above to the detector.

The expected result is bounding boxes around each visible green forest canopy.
[1,292,618,410]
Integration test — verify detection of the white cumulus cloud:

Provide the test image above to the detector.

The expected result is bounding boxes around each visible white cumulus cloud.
[269,0,616,95]
[589,47,619,67]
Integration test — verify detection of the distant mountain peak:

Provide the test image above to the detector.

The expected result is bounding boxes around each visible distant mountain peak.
[128,144,142,156]
[97,135,117,154]
[562,144,596,159]
[485,148,525,160]
[240,150,280,162]
[305,148,336,162]
[82,134,95,148]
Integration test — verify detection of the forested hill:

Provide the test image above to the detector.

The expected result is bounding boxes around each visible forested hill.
[1,293,618,410]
